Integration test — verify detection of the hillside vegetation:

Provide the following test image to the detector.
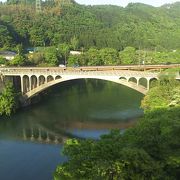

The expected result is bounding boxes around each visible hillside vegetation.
[0,0,180,51]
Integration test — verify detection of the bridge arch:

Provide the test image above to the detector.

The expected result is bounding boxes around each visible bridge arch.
[24,76,148,99]
[139,77,148,89]
[149,77,158,88]
[39,75,45,86]
[31,75,38,89]
[128,77,137,84]
[47,75,54,82]
[119,77,127,81]
[55,75,62,80]
[22,75,30,93]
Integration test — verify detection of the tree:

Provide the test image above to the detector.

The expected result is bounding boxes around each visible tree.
[16,44,23,55]
[70,36,79,51]
[67,55,79,66]
[58,43,70,65]
[0,82,17,116]
[169,87,180,107]
[141,86,169,111]
[29,27,46,47]
[119,47,136,64]
[99,48,119,65]
[44,47,59,66]
[0,24,13,48]
[9,55,26,66]
[86,48,102,66]
[28,52,44,65]
[0,56,6,65]
[141,72,180,112]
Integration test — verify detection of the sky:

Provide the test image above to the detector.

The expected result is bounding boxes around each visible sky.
[76,0,178,7]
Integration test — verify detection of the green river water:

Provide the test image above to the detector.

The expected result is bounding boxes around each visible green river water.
[0,79,144,180]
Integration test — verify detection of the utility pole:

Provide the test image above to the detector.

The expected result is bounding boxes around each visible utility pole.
[36,0,42,13]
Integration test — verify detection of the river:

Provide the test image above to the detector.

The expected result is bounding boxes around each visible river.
[0,79,143,180]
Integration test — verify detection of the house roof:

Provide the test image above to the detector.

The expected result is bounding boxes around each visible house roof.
[0,51,16,57]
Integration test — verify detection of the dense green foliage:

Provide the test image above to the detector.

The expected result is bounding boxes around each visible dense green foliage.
[25,46,180,67]
[27,45,70,66]
[142,74,180,111]
[0,1,180,66]
[0,82,17,116]
[0,56,6,64]
[0,1,180,51]
[54,108,180,180]
[54,78,180,179]
[9,55,26,66]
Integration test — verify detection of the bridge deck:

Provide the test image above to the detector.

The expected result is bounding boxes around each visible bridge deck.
[0,65,179,99]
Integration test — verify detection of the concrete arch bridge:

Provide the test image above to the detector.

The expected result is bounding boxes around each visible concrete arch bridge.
[0,67,163,99]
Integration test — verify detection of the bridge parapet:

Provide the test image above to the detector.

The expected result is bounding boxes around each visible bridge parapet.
[0,67,159,77]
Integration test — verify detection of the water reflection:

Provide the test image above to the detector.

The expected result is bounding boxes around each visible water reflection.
[0,119,137,144]
[0,79,144,180]
[0,79,144,143]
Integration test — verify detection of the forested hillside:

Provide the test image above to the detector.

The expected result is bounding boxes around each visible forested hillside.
[0,0,180,51]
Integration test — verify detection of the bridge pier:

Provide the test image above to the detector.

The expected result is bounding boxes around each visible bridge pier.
[37,77,40,87]
[46,132,50,142]
[54,136,59,144]
[147,79,150,90]
[31,128,35,141]
[137,78,140,86]
[23,128,27,140]
[45,76,48,83]
[38,128,42,141]
[25,76,30,92]
[29,76,32,91]
[21,76,24,93]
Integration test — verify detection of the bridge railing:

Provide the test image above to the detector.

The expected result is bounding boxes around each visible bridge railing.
[0,67,159,77]
[0,64,180,73]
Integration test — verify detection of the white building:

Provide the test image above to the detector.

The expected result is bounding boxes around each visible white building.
[70,51,82,55]
[0,51,16,60]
